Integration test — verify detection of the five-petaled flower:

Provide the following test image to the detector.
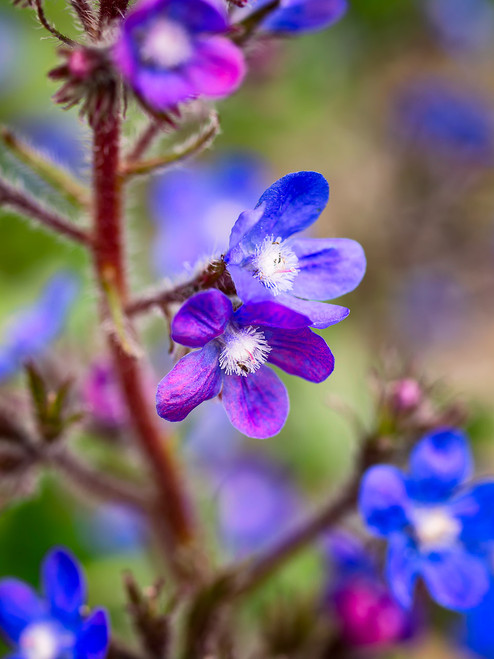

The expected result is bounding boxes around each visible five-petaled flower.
[113,0,246,112]
[0,547,109,659]
[224,171,366,329]
[156,289,334,438]
[359,428,494,611]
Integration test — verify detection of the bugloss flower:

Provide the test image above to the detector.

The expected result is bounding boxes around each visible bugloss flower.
[224,171,366,329]
[359,428,494,611]
[0,547,109,659]
[0,273,78,381]
[234,0,347,34]
[156,289,334,438]
[114,0,246,111]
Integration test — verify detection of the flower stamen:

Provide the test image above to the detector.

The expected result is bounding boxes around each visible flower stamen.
[252,235,299,295]
[219,324,271,376]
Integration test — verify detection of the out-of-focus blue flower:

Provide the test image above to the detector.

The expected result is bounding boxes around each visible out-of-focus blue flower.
[78,504,147,556]
[463,584,494,658]
[0,547,109,659]
[234,0,347,34]
[150,153,268,277]
[394,79,494,167]
[359,428,494,611]
[217,455,299,556]
[113,0,245,112]
[424,0,494,54]
[0,273,78,382]
[323,532,416,648]
[83,361,129,429]
[156,289,334,438]
[224,171,366,329]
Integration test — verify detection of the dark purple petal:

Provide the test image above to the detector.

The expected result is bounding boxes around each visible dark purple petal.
[42,548,86,621]
[263,327,334,382]
[421,547,490,610]
[290,238,366,301]
[172,290,232,347]
[234,301,309,329]
[359,466,411,537]
[156,343,222,422]
[275,294,350,329]
[222,366,288,438]
[74,609,110,659]
[185,36,245,98]
[385,534,419,609]
[408,428,472,503]
[0,579,45,643]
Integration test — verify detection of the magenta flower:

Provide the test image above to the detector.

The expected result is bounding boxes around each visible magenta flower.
[156,289,334,438]
[113,0,246,111]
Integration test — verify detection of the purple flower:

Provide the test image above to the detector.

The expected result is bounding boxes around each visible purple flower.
[234,0,347,34]
[150,152,268,277]
[0,547,109,659]
[224,171,366,329]
[0,273,78,382]
[323,532,416,648]
[359,428,494,611]
[113,0,246,111]
[156,289,334,438]
[83,361,129,429]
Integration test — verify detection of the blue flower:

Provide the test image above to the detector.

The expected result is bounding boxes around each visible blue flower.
[234,0,348,34]
[424,0,494,54]
[0,547,109,659]
[156,288,334,438]
[0,273,78,382]
[462,584,494,658]
[359,428,494,611]
[113,0,246,112]
[224,171,366,329]
[150,152,268,277]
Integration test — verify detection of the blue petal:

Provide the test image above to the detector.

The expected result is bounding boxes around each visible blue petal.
[156,343,222,422]
[324,531,376,576]
[290,238,366,301]
[263,327,334,382]
[227,207,265,259]
[275,295,350,329]
[359,466,410,537]
[450,482,494,543]
[42,548,86,621]
[74,609,110,659]
[421,547,490,610]
[222,366,288,438]
[226,172,329,258]
[262,0,348,33]
[386,534,419,609]
[408,428,472,503]
[172,291,232,348]
[234,301,309,329]
[226,264,273,303]
[0,579,45,643]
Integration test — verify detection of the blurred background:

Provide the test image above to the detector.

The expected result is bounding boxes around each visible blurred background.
[1,0,494,656]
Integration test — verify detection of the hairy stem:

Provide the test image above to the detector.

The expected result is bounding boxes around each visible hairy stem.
[34,0,75,45]
[125,120,168,164]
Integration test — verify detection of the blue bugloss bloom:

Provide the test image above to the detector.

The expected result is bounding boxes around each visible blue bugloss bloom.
[156,289,334,438]
[359,428,494,611]
[150,153,268,277]
[0,547,109,659]
[0,273,78,382]
[224,171,366,329]
[234,0,347,34]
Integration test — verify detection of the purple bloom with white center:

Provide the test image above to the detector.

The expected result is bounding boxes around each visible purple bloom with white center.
[0,547,109,659]
[224,171,366,329]
[113,0,246,112]
[0,273,78,382]
[359,428,494,611]
[156,288,334,438]
[234,0,347,34]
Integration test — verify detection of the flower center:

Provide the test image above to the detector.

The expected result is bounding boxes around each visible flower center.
[140,19,193,69]
[252,235,299,296]
[20,623,71,659]
[413,507,461,550]
[218,324,271,377]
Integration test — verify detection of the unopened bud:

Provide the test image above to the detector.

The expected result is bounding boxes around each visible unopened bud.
[390,378,423,414]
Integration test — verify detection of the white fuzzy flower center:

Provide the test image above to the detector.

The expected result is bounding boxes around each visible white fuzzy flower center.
[20,624,64,659]
[413,507,461,550]
[219,324,271,376]
[252,235,299,296]
[140,19,193,69]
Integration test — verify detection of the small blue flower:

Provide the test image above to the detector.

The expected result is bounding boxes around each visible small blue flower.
[359,428,494,611]
[150,152,268,277]
[224,171,366,329]
[234,0,348,34]
[0,547,109,659]
[424,0,494,54]
[0,273,78,382]
[156,288,334,438]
